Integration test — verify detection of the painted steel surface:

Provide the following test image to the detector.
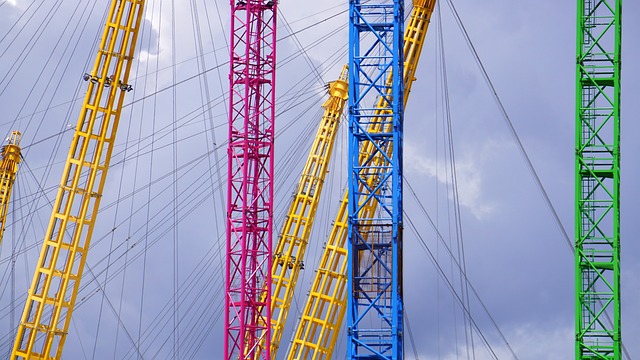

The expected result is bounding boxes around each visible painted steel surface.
[255,67,348,359]
[287,1,435,358]
[0,131,21,248]
[575,0,622,358]
[347,0,405,358]
[11,1,145,358]
[225,0,277,359]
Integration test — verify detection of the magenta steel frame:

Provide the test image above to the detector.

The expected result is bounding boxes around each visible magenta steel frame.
[224,0,276,359]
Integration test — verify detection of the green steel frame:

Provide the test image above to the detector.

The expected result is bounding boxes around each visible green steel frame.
[575,0,622,359]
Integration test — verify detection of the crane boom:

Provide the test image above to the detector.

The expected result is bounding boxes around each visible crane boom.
[11,0,145,358]
[255,66,349,358]
[0,131,22,247]
[287,1,435,358]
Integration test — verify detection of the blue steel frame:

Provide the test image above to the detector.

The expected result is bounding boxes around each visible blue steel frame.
[347,0,404,358]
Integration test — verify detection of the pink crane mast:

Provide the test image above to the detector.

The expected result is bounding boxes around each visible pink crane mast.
[224,0,276,359]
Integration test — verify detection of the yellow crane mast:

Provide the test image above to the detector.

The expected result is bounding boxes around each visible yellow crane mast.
[255,66,349,358]
[287,1,436,358]
[11,0,145,358]
[0,131,22,247]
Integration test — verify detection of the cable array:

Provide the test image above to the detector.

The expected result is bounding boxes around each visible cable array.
[0,1,599,359]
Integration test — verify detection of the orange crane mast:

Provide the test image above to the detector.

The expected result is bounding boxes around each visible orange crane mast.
[11,0,145,358]
[286,1,436,358]
[0,131,22,248]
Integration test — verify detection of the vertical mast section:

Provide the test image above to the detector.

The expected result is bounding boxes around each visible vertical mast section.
[11,0,145,359]
[0,131,22,247]
[287,2,435,358]
[225,0,276,359]
[575,0,622,359]
[348,0,404,359]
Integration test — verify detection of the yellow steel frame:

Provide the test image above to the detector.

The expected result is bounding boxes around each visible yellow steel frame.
[0,131,22,247]
[286,1,435,358]
[255,66,349,358]
[11,1,145,358]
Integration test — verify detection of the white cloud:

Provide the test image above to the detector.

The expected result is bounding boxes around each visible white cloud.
[404,139,507,219]
[138,49,151,64]
[421,323,573,360]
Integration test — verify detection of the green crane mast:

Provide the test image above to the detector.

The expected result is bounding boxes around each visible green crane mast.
[575,0,622,359]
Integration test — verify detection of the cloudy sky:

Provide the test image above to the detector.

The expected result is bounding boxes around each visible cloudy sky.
[0,0,638,359]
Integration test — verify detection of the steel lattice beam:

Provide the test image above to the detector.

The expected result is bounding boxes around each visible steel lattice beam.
[348,0,404,359]
[287,2,435,358]
[11,0,145,358]
[254,66,349,359]
[0,131,21,248]
[575,0,622,359]
[225,0,277,359]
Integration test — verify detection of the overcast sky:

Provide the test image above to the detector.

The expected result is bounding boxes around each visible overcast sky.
[0,0,639,359]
